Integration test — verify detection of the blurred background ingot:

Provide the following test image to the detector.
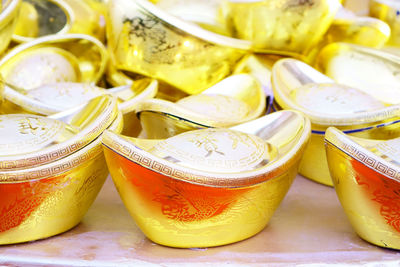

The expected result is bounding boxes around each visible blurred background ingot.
[136,74,266,138]
[107,0,251,95]
[326,127,400,250]
[369,0,400,46]
[272,58,400,186]
[0,0,21,55]
[102,110,310,248]
[316,42,400,105]
[220,0,341,58]
[0,34,107,93]
[0,95,123,244]
[13,0,106,43]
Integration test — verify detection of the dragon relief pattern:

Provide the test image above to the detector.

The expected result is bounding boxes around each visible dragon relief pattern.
[0,175,67,232]
[352,159,400,232]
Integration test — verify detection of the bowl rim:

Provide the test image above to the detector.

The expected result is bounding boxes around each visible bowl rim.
[102,110,311,187]
[111,0,252,51]
[0,95,118,171]
[272,57,400,127]
[325,127,400,183]
[0,33,108,84]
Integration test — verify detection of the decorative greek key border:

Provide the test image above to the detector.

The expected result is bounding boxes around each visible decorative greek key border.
[102,131,300,187]
[0,141,103,182]
[0,101,116,170]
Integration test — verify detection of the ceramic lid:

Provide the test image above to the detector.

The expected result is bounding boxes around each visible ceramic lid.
[150,128,276,173]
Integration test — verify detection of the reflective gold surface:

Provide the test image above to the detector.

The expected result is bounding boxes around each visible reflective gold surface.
[220,0,340,57]
[107,0,251,94]
[0,94,121,245]
[272,58,400,186]
[370,0,400,46]
[102,110,310,248]
[13,0,105,42]
[137,74,266,138]
[1,78,158,115]
[0,0,21,55]
[0,95,118,170]
[326,127,400,250]
[0,33,108,89]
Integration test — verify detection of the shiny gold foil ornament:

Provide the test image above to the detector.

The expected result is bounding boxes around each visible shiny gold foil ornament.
[13,0,106,42]
[136,74,266,138]
[0,33,108,90]
[0,95,122,244]
[102,110,310,248]
[0,0,21,55]
[219,0,341,58]
[272,58,400,186]
[326,127,400,250]
[107,0,251,94]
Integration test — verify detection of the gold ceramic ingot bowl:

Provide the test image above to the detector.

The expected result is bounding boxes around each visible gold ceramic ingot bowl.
[107,0,251,95]
[0,0,20,55]
[220,0,340,58]
[0,33,107,90]
[316,42,400,105]
[325,127,400,249]
[13,0,105,42]
[136,74,266,138]
[370,0,400,46]
[1,78,158,115]
[102,110,310,248]
[0,95,122,245]
[272,58,400,186]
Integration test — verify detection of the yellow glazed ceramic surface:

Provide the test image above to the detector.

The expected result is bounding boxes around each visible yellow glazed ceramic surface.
[272,58,400,186]
[136,74,266,138]
[370,0,400,46]
[0,33,107,90]
[102,110,311,248]
[325,127,400,249]
[0,95,121,245]
[220,0,340,58]
[107,0,251,94]
[0,0,20,55]
[317,42,400,105]
[13,0,106,42]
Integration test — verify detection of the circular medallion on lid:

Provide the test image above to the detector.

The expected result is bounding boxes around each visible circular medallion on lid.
[150,128,276,173]
[0,114,77,156]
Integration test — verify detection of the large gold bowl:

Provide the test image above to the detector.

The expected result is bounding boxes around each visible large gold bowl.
[219,0,340,58]
[0,95,122,244]
[107,0,251,94]
[272,58,400,186]
[102,110,310,248]
[0,0,21,55]
[325,127,400,250]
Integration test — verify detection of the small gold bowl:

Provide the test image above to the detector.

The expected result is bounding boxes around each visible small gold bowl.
[107,0,251,94]
[219,0,341,58]
[102,110,310,248]
[0,95,122,244]
[0,33,108,90]
[0,0,21,55]
[272,58,400,186]
[136,74,266,138]
[13,0,105,42]
[370,0,400,46]
[325,127,400,250]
